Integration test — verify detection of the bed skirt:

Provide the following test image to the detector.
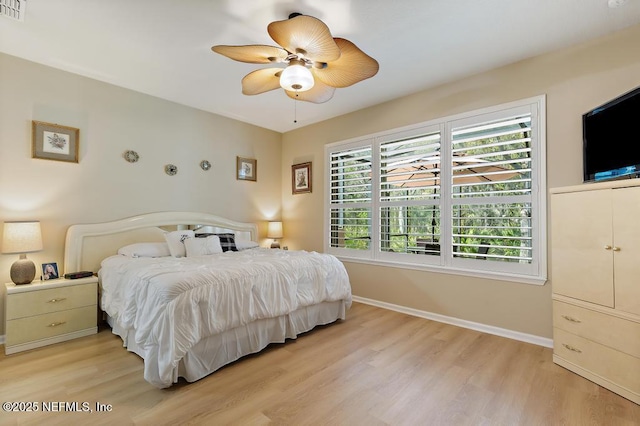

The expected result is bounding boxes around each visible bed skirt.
[106,300,347,385]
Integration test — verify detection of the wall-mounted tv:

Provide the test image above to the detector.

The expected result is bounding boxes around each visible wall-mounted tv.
[583,86,640,182]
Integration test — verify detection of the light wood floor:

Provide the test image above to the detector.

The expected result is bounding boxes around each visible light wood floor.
[1,302,638,425]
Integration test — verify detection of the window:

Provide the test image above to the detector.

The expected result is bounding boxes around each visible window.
[325,96,546,284]
[329,144,372,257]
[379,127,443,261]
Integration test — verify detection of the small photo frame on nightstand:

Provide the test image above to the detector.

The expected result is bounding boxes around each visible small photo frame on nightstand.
[42,262,59,280]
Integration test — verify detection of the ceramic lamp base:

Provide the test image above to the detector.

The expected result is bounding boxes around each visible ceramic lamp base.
[10,254,36,285]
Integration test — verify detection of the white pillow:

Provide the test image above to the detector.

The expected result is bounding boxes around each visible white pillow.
[184,235,223,256]
[118,242,171,258]
[164,230,195,258]
[235,239,259,251]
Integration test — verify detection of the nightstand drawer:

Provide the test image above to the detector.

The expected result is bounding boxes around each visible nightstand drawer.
[554,328,640,394]
[6,282,97,320]
[553,300,640,358]
[5,305,97,347]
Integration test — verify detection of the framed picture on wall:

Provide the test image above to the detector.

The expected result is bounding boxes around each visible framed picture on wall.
[32,121,79,163]
[236,156,257,181]
[292,162,312,194]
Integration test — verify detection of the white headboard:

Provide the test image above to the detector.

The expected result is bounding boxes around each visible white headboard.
[63,211,259,274]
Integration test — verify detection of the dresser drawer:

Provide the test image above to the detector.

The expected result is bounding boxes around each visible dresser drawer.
[5,305,97,347]
[6,282,97,320]
[553,300,640,358]
[554,328,640,395]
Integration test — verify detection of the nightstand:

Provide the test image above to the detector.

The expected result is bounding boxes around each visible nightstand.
[4,276,98,355]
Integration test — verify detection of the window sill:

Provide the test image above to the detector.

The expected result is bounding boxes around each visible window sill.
[335,255,547,286]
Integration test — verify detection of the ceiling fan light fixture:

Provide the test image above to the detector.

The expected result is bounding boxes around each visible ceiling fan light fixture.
[212,14,377,103]
[280,59,314,92]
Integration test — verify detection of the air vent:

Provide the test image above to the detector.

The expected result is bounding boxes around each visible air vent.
[608,0,628,7]
[0,0,26,21]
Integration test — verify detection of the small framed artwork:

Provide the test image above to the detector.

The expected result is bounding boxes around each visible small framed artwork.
[32,120,79,163]
[42,262,60,281]
[237,156,257,181]
[292,162,312,194]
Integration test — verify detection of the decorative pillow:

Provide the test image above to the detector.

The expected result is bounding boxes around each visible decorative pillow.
[235,239,259,251]
[117,242,171,258]
[215,233,238,252]
[184,235,223,256]
[164,230,195,258]
[196,232,238,252]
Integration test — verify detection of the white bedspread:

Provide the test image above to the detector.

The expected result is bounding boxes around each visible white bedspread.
[99,248,351,388]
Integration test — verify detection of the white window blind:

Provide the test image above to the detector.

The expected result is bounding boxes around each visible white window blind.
[379,131,441,255]
[329,145,372,252]
[449,111,537,274]
[325,96,546,284]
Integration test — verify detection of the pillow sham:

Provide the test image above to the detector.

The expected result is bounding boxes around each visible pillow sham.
[235,239,259,251]
[184,235,223,256]
[196,232,237,252]
[117,242,171,258]
[164,230,195,258]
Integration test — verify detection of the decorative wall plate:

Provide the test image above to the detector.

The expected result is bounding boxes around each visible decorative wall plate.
[165,164,178,176]
[123,150,139,163]
[200,160,212,171]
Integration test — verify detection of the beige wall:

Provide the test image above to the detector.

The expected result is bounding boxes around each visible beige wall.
[1,24,639,341]
[0,54,282,335]
[281,24,640,339]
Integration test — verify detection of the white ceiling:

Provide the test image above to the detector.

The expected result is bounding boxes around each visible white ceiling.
[2,0,640,133]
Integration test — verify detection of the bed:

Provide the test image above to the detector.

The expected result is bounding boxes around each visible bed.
[63,211,352,388]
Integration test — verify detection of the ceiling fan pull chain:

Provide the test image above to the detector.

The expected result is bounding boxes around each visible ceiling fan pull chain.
[294,92,298,123]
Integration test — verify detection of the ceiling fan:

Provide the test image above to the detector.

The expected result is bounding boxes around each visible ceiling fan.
[211,13,379,104]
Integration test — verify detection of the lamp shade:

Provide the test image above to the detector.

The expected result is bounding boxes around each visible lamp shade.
[267,221,283,239]
[280,59,314,92]
[2,221,43,254]
[3,221,43,285]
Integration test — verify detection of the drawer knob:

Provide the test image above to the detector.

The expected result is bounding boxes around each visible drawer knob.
[562,343,582,353]
[47,298,67,303]
[47,321,67,328]
[612,247,621,252]
[561,315,581,323]
[604,245,612,250]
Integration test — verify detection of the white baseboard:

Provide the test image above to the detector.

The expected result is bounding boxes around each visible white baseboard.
[352,296,553,348]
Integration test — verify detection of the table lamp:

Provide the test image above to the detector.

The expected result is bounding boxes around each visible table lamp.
[267,221,283,249]
[2,221,43,285]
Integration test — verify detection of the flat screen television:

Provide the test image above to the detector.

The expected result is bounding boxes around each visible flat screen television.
[583,86,640,182]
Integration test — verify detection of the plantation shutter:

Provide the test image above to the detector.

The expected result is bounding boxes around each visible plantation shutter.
[325,96,545,283]
[329,144,373,253]
[378,130,442,256]
[449,110,536,273]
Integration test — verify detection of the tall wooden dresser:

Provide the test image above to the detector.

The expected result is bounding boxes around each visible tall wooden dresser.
[550,179,640,404]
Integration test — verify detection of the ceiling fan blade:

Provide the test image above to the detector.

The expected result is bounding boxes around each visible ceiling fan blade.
[268,15,341,63]
[313,38,379,88]
[211,45,288,64]
[286,77,335,103]
[241,68,283,95]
